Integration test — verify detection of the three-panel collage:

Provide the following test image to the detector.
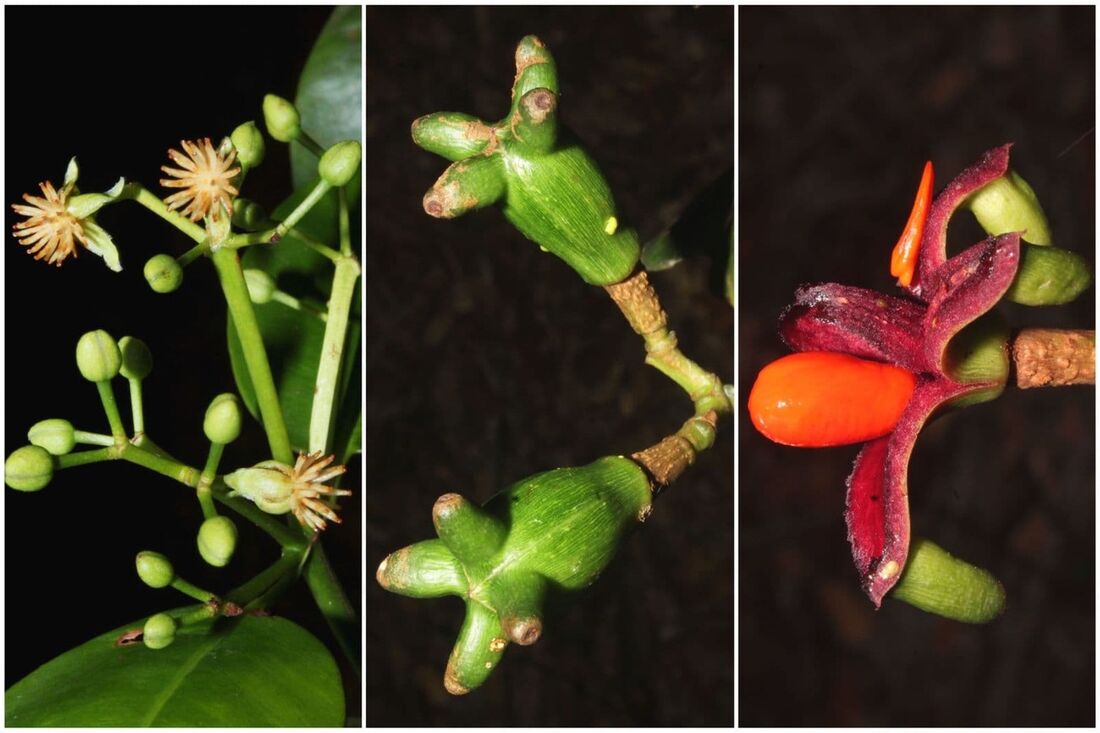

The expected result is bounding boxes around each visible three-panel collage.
[0,2,1093,729]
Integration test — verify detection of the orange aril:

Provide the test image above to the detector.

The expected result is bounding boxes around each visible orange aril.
[748,352,916,447]
[890,160,934,288]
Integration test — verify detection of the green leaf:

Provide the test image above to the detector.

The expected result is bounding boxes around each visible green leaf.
[290,6,362,202]
[5,614,343,727]
[641,168,732,304]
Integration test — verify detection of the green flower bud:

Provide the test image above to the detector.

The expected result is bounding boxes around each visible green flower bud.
[75,330,122,382]
[118,336,153,381]
[318,140,361,187]
[144,254,183,294]
[243,269,276,304]
[1006,243,1092,306]
[197,516,237,567]
[262,94,301,143]
[230,120,266,169]
[135,551,175,588]
[891,538,1005,624]
[4,445,54,492]
[203,393,242,445]
[944,315,1010,408]
[231,199,268,231]
[967,168,1052,246]
[224,462,296,515]
[143,613,177,650]
[27,419,76,456]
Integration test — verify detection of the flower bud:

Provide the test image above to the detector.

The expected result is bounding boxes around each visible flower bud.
[143,613,177,650]
[262,94,301,143]
[118,336,153,381]
[27,419,76,456]
[230,120,266,169]
[144,254,183,294]
[203,393,242,445]
[1006,243,1091,306]
[197,516,237,567]
[967,168,1052,246]
[231,199,267,231]
[944,315,1010,408]
[891,537,1005,623]
[318,140,361,187]
[243,269,276,305]
[4,445,54,492]
[135,551,175,588]
[224,463,295,514]
[75,329,122,382]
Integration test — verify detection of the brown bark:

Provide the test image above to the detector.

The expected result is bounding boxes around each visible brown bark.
[1013,328,1095,389]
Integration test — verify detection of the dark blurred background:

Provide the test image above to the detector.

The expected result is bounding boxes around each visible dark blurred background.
[740,6,1094,727]
[365,6,733,726]
[4,5,361,720]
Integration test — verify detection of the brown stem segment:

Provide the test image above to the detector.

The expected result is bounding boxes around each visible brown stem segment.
[1012,328,1095,389]
[631,411,717,490]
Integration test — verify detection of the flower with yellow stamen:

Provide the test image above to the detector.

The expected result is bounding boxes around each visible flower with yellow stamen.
[224,451,351,533]
[160,138,241,222]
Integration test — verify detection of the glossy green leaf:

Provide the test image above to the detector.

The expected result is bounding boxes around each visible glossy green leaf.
[5,614,343,727]
[290,6,362,202]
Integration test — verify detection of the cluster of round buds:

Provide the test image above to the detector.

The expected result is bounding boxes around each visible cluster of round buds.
[225,452,351,532]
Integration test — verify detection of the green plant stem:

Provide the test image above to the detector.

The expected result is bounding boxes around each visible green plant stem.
[73,430,115,447]
[95,381,127,441]
[175,604,218,627]
[303,545,360,675]
[298,130,325,157]
[211,247,293,464]
[177,242,209,266]
[227,551,301,607]
[197,443,224,519]
[309,256,361,453]
[127,378,145,435]
[272,290,329,321]
[56,448,113,469]
[273,180,332,240]
[171,577,216,604]
[124,183,207,243]
[337,187,352,256]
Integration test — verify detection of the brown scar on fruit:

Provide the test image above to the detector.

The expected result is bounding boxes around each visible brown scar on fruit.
[375,547,410,590]
[522,89,556,125]
[443,658,470,695]
[423,181,476,219]
[489,636,507,653]
[432,492,465,525]
[503,616,541,645]
[512,37,549,96]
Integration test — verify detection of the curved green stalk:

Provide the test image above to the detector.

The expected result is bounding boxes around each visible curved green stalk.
[308,256,360,453]
[123,183,207,243]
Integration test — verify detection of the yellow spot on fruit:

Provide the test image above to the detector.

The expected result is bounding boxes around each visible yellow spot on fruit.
[489,637,506,653]
[878,560,899,580]
[604,216,618,235]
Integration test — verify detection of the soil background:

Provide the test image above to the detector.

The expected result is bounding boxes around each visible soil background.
[364,6,733,726]
[740,6,1094,726]
[4,6,362,722]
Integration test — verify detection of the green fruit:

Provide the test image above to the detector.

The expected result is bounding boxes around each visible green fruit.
[1006,244,1091,306]
[262,94,300,143]
[135,551,175,588]
[27,419,76,456]
[118,336,153,380]
[197,516,238,567]
[4,445,54,492]
[203,393,242,445]
[143,254,183,294]
[891,538,1005,624]
[318,140,361,187]
[75,330,121,382]
[143,613,176,650]
[967,168,1052,246]
[230,120,266,169]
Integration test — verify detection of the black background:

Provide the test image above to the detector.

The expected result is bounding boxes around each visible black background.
[365,6,733,726]
[4,5,361,722]
[740,6,1094,726]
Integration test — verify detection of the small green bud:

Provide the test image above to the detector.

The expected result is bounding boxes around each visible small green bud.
[4,445,54,492]
[967,169,1052,246]
[143,254,183,294]
[318,140,361,187]
[891,538,1005,624]
[945,315,1010,408]
[230,120,266,169]
[1006,244,1092,306]
[75,330,122,382]
[143,613,177,650]
[262,94,300,143]
[203,393,242,445]
[243,269,276,304]
[135,551,175,588]
[118,336,153,381]
[197,516,238,567]
[27,419,76,456]
[231,199,268,231]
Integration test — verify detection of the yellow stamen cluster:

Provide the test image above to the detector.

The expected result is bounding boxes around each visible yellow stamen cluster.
[160,138,241,222]
[11,181,87,266]
[283,451,352,532]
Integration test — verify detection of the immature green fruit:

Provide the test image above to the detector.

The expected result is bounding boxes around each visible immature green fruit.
[143,613,177,650]
[243,269,276,304]
[75,329,122,382]
[377,456,653,694]
[944,315,1010,408]
[203,393,242,445]
[414,36,640,286]
[230,120,266,169]
[27,419,76,456]
[118,336,153,381]
[4,445,54,492]
[967,168,1052,246]
[891,538,1005,623]
[263,94,301,143]
[318,141,361,187]
[143,254,183,294]
[135,551,175,588]
[1005,243,1091,306]
[232,199,268,231]
[197,516,238,567]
